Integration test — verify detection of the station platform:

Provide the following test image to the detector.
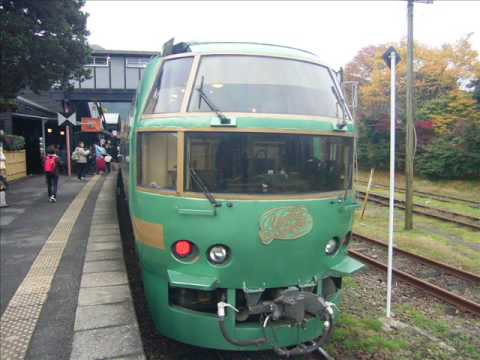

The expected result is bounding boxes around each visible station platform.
[0,173,145,360]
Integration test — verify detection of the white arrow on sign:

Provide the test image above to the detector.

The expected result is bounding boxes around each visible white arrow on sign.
[58,112,77,126]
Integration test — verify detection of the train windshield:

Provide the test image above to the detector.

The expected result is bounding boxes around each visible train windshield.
[188,56,343,118]
[185,133,353,195]
[144,57,194,114]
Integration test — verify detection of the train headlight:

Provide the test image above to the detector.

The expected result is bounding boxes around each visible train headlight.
[325,238,340,255]
[208,245,229,265]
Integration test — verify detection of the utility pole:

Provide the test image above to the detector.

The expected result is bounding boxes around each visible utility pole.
[405,0,433,230]
[59,100,76,177]
[405,0,415,230]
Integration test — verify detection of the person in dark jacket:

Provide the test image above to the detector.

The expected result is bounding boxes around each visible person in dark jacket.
[43,145,62,202]
[57,145,67,175]
[104,140,113,173]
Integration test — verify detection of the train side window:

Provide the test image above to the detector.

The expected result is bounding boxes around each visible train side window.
[144,57,193,114]
[137,132,177,191]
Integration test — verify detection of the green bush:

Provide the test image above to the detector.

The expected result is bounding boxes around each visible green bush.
[2,134,25,151]
[416,125,480,179]
[357,119,406,172]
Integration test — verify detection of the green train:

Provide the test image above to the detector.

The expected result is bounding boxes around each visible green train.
[118,40,363,357]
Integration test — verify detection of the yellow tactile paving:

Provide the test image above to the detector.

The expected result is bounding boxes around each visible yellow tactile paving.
[0,176,99,360]
[7,293,48,308]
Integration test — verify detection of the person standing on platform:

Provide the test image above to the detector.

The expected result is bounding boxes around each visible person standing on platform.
[87,144,96,175]
[110,139,119,171]
[0,132,8,208]
[43,145,61,203]
[58,145,67,175]
[95,141,107,174]
[73,141,90,180]
[104,140,113,173]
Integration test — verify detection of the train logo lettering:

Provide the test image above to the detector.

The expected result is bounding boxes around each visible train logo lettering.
[259,206,313,244]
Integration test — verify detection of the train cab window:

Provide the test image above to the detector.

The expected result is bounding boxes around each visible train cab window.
[137,132,177,191]
[144,57,193,114]
[185,132,353,195]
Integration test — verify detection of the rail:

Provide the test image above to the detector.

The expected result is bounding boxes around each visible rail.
[357,191,480,231]
[352,233,480,282]
[349,233,480,315]
[356,179,480,207]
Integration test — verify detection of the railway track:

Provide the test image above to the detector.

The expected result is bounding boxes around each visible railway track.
[357,191,480,231]
[356,179,480,207]
[349,233,480,315]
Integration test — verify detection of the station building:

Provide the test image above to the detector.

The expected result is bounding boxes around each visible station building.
[0,46,157,175]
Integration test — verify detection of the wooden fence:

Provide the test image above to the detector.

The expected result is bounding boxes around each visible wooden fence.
[5,150,27,181]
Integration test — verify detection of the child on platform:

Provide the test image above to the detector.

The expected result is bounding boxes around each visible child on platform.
[44,145,62,202]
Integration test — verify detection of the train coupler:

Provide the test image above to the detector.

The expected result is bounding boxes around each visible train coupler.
[216,288,336,355]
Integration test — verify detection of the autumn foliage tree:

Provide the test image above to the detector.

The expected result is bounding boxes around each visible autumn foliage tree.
[345,36,480,179]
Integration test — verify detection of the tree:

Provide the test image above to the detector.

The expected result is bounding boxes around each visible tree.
[417,90,480,136]
[0,0,90,100]
[467,79,480,108]
[345,37,480,177]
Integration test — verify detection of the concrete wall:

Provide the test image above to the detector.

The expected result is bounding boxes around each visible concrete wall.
[110,57,125,89]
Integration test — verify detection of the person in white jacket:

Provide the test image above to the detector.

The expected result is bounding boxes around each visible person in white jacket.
[72,142,90,180]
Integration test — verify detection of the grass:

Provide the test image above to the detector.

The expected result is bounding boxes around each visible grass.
[326,313,408,356]
[353,203,480,274]
[327,313,408,359]
[394,305,480,360]
[326,277,480,360]
[342,276,359,289]
[398,306,450,337]
[356,184,480,218]
[357,169,480,202]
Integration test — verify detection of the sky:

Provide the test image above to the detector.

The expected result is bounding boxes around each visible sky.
[83,1,480,68]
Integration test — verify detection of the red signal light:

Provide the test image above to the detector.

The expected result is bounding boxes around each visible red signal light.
[174,240,192,258]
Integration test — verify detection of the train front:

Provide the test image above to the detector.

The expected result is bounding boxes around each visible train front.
[130,43,364,355]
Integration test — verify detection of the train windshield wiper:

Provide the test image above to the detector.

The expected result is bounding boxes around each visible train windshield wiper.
[190,167,221,208]
[196,76,230,125]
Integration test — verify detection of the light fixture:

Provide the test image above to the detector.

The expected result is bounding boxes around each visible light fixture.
[208,245,229,264]
[47,128,53,133]
[60,131,65,136]
[174,240,193,258]
[325,238,340,255]
[212,83,224,89]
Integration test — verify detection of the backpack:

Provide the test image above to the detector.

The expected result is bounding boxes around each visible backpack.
[71,149,80,161]
[44,155,57,174]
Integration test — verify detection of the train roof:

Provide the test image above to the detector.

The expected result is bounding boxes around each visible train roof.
[163,40,332,68]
